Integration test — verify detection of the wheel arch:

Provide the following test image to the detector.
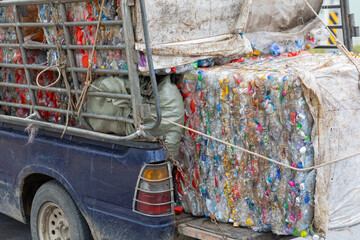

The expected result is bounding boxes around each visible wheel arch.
[16,164,88,226]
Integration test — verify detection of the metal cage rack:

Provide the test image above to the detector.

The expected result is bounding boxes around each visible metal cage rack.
[0,0,162,143]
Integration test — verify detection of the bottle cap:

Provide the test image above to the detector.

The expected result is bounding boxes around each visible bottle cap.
[246,218,253,226]
[313,234,320,240]
[301,231,307,237]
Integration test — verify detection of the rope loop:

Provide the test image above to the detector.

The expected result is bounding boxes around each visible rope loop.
[35,64,63,89]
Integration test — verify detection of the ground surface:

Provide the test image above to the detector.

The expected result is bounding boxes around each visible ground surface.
[0,214,31,240]
[176,213,293,240]
[0,212,293,240]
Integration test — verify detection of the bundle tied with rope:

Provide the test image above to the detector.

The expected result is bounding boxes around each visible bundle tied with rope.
[158,1,360,235]
[165,53,360,237]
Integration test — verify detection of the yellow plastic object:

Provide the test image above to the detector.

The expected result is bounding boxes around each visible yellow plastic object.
[305,44,311,50]
[300,231,307,237]
[253,50,261,56]
[143,166,168,181]
[246,218,253,226]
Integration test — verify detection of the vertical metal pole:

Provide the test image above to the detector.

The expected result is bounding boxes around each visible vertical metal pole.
[139,0,161,131]
[341,0,353,51]
[121,0,142,129]
[344,0,353,51]
[13,5,37,113]
[59,3,80,97]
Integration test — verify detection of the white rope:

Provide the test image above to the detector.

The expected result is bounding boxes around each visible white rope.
[154,114,360,172]
[35,64,62,89]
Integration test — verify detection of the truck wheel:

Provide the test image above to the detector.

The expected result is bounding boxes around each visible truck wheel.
[30,180,91,240]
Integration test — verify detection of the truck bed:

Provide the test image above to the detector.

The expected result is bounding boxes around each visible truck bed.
[175,213,294,240]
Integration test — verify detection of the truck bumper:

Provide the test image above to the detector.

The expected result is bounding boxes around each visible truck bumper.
[86,207,175,240]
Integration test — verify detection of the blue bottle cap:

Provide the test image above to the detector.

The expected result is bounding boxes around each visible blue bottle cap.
[297,162,303,169]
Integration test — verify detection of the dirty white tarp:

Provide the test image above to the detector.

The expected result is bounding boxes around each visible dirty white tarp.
[245,0,326,53]
[299,55,360,238]
[246,0,323,33]
[134,0,253,70]
[134,0,325,70]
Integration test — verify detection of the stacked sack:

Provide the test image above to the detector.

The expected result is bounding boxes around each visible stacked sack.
[177,53,317,236]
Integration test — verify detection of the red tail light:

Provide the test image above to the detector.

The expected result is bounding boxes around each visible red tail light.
[133,162,174,217]
[137,191,171,215]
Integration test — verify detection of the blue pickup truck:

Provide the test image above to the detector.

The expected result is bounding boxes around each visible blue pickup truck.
[0,0,176,239]
[0,122,174,240]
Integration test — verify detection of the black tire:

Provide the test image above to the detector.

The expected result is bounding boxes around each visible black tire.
[30,180,91,240]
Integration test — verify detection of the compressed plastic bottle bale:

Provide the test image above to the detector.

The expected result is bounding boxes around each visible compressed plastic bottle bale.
[178,55,317,235]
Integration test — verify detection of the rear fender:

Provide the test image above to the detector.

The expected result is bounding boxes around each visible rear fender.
[15,164,84,223]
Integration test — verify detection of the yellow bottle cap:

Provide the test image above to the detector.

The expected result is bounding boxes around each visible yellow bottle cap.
[246,219,253,226]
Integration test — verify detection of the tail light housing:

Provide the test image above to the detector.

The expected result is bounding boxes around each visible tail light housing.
[133,162,174,217]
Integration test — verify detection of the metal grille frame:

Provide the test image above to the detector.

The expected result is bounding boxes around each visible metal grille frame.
[0,0,162,143]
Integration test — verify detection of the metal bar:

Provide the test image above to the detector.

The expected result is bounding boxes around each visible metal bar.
[121,0,142,130]
[135,188,173,194]
[0,20,122,28]
[13,5,37,114]
[0,0,93,6]
[0,82,132,99]
[133,198,173,205]
[63,20,122,27]
[0,63,128,75]
[341,0,353,51]
[0,43,125,50]
[0,115,140,141]
[349,13,356,37]
[328,25,344,29]
[0,101,135,123]
[138,0,161,131]
[315,45,339,49]
[322,5,341,9]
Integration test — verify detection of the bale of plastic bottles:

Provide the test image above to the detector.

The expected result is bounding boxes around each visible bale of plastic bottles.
[177,52,327,236]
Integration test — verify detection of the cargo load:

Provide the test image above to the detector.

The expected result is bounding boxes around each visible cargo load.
[0,1,359,239]
[176,53,360,237]
[135,0,327,72]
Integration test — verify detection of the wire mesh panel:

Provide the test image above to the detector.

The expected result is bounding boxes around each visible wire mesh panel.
[0,0,155,142]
